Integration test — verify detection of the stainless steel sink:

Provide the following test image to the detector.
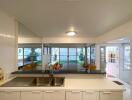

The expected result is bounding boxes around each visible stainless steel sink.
[30,77,64,87]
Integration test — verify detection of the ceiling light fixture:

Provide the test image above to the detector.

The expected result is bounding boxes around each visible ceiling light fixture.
[66,31,77,36]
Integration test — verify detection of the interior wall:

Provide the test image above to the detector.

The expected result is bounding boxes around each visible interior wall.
[18,23,42,43]
[0,9,18,79]
[18,37,42,44]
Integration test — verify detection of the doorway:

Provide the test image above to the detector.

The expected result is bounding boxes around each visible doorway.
[100,46,120,77]
[59,48,78,71]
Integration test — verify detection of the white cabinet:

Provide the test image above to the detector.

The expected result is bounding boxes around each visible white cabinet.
[0,91,20,100]
[100,91,123,100]
[83,91,99,100]
[66,91,83,100]
[0,90,123,100]
[43,90,65,100]
[21,91,43,100]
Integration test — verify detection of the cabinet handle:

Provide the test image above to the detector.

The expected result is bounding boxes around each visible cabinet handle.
[103,92,112,94]
[71,91,81,93]
[45,91,55,93]
[32,91,41,93]
[85,91,94,94]
[4,91,16,93]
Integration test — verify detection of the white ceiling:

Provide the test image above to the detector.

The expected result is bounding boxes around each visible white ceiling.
[0,0,132,37]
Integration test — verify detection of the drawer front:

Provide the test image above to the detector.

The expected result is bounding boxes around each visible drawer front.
[21,91,43,100]
[100,91,123,100]
[0,91,20,100]
[66,91,83,100]
[83,91,99,100]
[43,90,65,100]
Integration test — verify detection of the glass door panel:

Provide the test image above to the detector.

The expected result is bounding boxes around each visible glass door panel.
[59,48,68,70]
[123,44,130,70]
[51,48,59,64]
[69,48,77,71]
[77,48,85,71]
[24,48,32,65]
[100,46,106,72]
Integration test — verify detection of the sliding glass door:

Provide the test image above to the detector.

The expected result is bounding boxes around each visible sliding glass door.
[68,48,77,71]
[51,47,83,71]
[45,44,96,72]
[59,48,68,70]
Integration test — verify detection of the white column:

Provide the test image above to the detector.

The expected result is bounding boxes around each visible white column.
[95,44,100,70]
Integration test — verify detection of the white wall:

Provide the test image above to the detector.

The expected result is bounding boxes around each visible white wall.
[0,9,18,79]
[18,37,42,44]
[18,23,42,43]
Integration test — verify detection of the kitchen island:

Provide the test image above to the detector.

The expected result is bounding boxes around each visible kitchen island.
[0,76,125,100]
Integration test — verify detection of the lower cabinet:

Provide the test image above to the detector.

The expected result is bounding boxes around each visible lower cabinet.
[100,91,123,100]
[83,91,99,100]
[21,91,43,100]
[66,91,83,100]
[0,91,20,100]
[0,90,123,100]
[21,90,65,100]
[43,90,65,100]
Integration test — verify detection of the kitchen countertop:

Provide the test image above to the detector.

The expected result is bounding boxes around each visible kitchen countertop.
[0,77,125,91]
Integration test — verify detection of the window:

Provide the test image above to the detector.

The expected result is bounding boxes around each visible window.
[51,48,59,64]
[46,45,96,72]
[17,44,42,69]
[59,48,68,66]
[77,48,85,68]
[123,44,130,70]
[18,44,96,72]
[90,45,96,64]
[24,48,32,64]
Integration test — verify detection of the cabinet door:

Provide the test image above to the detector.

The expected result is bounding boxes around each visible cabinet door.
[100,91,123,100]
[66,91,83,100]
[21,91,43,100]
[83,91,99,100]
[0,91,4,100]
[43,90,65,100]
[0,91,20,100]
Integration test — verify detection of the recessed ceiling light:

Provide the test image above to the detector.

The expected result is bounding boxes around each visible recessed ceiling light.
[66,31,77,36]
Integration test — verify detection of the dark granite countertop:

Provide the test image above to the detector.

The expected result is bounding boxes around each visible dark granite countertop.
[12,70,106,74]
